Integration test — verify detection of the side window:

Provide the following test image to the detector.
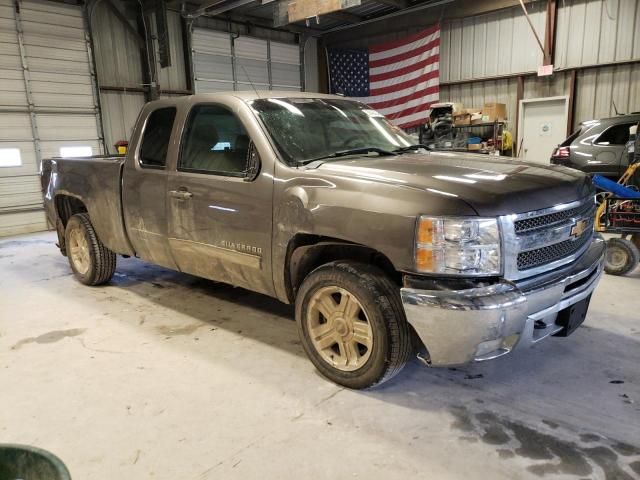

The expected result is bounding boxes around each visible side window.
[595,123,634,146]
[179,104,250,176]
[139,107,177,168]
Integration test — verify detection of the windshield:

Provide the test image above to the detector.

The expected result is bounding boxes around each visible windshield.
[249,98,416,165]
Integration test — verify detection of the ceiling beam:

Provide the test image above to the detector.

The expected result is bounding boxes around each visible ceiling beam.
[184,0,258,18]
[372,0,407,9]
[323,9,362,23]
[205,0,257,15]
[218,11,323,34]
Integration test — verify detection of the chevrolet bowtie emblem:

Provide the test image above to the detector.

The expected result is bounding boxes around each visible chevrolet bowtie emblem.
[570,219,588,238]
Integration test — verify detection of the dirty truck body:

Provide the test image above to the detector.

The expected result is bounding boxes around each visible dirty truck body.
[42,92,605,389]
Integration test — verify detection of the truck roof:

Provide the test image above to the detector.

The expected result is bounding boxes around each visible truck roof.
[146,91,346,108]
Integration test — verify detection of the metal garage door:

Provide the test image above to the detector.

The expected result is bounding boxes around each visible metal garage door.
[192,27,301,94]
[0,0,102,237]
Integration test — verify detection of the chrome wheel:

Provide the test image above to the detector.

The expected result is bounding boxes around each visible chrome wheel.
[68,226,90,275]
[306,286,373,371]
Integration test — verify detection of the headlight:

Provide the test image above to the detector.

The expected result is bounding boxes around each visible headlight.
[415,216,501,275]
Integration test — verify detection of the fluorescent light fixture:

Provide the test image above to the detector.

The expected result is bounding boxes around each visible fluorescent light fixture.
[0,148,21,167]
[60,146,92,158]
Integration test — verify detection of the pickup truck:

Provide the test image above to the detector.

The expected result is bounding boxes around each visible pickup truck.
[41,92,605,389]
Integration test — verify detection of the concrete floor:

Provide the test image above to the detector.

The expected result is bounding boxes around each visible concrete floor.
[1,232,639,480]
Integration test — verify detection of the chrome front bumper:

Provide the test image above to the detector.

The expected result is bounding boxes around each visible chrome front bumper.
[400,235,606,367]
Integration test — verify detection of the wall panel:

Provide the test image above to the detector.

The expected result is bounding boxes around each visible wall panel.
[0,0,102,236]
[440,2,546,82]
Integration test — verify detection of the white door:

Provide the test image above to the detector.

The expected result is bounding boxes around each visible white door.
[519,97,568,164]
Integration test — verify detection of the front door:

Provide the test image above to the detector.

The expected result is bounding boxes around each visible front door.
[166,103,274,296]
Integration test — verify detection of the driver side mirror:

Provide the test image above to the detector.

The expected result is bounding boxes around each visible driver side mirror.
[243,141,261,182]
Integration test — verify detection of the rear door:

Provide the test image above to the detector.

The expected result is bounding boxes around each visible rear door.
[122,106,178,269]
[166,101,274,296]
[592,122,635,177]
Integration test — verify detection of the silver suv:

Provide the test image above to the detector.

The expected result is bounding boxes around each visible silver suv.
[551,113,640,179]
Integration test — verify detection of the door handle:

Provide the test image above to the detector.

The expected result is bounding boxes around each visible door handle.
[169,189,193,200]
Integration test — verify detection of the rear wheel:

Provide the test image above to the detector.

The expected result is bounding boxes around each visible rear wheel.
[604,237,639,276]
[295,261,412,389]
[65,213,116,285]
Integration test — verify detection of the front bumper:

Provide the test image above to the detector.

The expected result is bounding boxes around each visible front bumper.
[400,234,606,366]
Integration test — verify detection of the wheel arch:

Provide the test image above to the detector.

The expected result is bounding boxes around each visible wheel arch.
[53,194,88,255]
[285,234,401,304]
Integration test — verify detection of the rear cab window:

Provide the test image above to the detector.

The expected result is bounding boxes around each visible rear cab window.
[139,107,177,168]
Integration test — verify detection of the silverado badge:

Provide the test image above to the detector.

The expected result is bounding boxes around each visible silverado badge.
[570,219,589,238]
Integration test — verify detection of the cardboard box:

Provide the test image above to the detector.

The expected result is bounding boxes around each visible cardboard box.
[468,143,482,151]
[470,113,484,124]
[453,113,471,126]
[482,102,507,122]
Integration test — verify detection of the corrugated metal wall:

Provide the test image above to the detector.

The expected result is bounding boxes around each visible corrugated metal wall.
[92,4,187,153]
[440,2,546,82]
[439,0,640,136]
[575,62,640,122]
[0,0,102,236]
[555,0,640,69]
[192,26,301,94]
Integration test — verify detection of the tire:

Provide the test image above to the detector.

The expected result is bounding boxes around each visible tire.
[295,261,412,389]
[65,213,116,285]
[604,237,639,276]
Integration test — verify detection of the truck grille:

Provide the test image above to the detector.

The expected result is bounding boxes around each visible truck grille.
[517,221,593,270]
[502,196,596,279]
[514,201,593,233]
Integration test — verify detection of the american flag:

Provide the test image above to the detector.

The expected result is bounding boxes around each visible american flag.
[328,24,440,129]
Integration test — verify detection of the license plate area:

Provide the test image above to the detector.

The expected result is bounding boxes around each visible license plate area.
[553,294,592,337]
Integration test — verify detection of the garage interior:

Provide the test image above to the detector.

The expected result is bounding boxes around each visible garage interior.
[1,0,640,478]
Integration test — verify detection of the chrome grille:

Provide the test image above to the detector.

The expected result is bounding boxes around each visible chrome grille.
[500,196,596,280]
[517,223,593,270]
[514,201,593,233]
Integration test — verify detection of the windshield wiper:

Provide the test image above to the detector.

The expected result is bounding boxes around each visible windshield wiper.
[392,144,430,153]
[299,147,398,166]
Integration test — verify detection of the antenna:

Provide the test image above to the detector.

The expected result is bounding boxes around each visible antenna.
[231,32,260,99]
[239,63,260,99]
[613,100,620,116]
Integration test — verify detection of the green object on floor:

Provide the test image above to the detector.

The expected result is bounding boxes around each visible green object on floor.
[0,445,71,480]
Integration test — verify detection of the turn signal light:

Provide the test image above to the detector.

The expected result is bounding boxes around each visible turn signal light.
[417,217,442,244]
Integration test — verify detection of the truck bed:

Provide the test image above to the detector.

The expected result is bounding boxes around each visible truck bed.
[41,155,134,256]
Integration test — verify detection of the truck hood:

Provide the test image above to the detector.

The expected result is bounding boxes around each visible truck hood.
[312,152,593,216]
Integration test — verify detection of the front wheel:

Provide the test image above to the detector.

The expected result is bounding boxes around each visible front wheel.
[295,261,412,389]
[65,213,116,285]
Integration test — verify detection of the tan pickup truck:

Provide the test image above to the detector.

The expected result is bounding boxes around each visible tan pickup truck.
[41,92,605,389]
